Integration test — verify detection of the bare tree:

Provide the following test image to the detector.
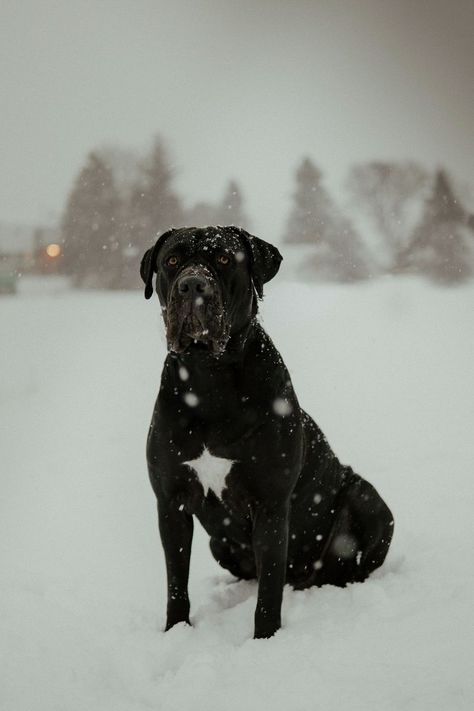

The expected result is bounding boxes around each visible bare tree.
[346,161,428,271]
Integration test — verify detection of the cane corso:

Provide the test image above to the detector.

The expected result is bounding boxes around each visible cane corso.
[140,226,394,639]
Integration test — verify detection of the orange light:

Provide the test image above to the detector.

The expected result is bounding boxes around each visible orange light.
[46,243,61,258]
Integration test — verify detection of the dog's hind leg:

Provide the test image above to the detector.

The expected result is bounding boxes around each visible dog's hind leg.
[345,478,394,579]
[209,537,257,581]
[310,505,362,587]
[309,479,394,587]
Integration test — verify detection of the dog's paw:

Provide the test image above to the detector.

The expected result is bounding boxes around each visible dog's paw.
[164,616,191,632]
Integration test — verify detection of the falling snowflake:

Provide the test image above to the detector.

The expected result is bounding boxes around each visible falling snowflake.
[273,398,293,416]
[332,533,358,559]
[183,392,199,407]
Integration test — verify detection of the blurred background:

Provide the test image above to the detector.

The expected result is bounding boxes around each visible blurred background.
[0,0,473,291]
[1,3,474,710]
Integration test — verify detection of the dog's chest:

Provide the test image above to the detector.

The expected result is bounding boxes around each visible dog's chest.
[183,446,235,499]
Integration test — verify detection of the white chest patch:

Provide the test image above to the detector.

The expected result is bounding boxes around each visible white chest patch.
[183,446,235,499]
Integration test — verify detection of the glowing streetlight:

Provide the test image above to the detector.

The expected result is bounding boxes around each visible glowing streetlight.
[46,244,61,258]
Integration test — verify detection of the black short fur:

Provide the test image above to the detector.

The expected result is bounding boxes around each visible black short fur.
[141,226,394,639]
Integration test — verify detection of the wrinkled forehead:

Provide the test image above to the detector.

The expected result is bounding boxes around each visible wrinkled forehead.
[162,228,247,261]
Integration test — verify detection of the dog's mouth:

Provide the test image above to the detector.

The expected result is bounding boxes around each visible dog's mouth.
[165,278,230,356]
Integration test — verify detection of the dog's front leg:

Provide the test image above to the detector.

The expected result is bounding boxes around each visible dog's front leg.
[252,501,290,639]
[157,496,194,631]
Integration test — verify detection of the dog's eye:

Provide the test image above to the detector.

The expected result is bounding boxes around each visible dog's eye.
[166,255,179,267]
[217,254,230,266]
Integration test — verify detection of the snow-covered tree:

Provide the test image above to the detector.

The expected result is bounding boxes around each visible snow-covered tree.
[215,180,249,227]
[185,179,249,229]
[284,158,370,281]
[61,152,122,287]
[284,158,329,245]
[128,138,184,252]
[400,170,473,284]
[185,201,218,228]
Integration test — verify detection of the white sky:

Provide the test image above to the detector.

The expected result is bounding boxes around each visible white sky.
[1,0,473,241]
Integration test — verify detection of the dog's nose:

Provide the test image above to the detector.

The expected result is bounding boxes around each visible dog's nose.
[178,274,212,297]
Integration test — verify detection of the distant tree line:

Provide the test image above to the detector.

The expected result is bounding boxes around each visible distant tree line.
[60,137,247,289]
[286,158,474,285]
[59,137,474,288]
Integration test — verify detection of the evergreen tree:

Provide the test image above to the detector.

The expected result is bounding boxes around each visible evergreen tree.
[400,170,472,283]
[61,152,122,287]
[185,179,249,229]
[284,158,369,280]
[215,180,248,227]
[311,216,371,282]
[284,159,328,244]
[185,201,218,227]
[128,138,184,252]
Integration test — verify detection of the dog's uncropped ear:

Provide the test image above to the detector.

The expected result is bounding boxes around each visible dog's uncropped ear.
[140,229,175,299]
[232,227,283,298]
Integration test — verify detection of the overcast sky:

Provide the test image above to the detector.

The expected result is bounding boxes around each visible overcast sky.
[1,0,473,241]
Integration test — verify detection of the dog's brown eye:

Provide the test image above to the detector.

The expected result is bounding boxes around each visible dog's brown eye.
[166,255,179,267]
[217,254,230,266]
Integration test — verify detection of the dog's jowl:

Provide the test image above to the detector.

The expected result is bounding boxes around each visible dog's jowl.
[141,226,394,639]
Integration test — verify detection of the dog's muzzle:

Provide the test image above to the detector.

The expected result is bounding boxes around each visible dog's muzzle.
[165,265,230,355]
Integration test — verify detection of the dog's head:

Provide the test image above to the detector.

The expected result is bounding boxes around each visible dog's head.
[140,226,282,356]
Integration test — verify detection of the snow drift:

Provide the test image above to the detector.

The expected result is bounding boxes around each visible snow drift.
[1,275,473,710]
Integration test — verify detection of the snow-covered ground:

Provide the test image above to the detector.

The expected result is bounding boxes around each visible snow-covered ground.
[1,274,473,710]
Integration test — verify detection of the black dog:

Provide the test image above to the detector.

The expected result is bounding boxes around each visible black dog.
[140,226,394,639]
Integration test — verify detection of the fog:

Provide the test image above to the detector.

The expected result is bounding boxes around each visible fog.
[1,0,473,239]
